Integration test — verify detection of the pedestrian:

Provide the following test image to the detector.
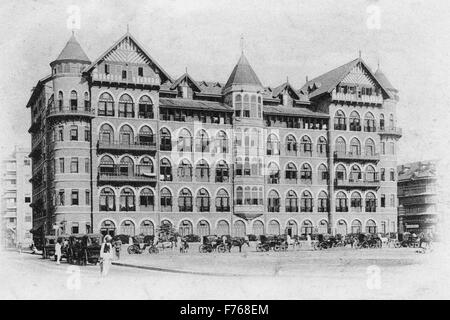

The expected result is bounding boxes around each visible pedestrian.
[100,235,113,276]
[55,238,62,264]
[114,238,122,260]
[306,233,312,250]
[177,235,182,252]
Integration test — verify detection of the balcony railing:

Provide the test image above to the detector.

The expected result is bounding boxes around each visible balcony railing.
[332,91,383,104]
[378,127,402,137]
[335,178,380,188]
[97,139,157,152]
[47,106,95,118]
[92,72,160,86]
[216,206,230,212]
[334,151,380,162]
[98,166,157,184]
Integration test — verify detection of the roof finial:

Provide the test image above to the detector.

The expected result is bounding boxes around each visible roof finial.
[240,34,244,54]
[185,66,188,74]
[359,50,362,59]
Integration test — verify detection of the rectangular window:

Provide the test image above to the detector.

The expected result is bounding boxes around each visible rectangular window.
[58,127,64,141]
[390,194,395,207]
[390,170,395,181]
[25,196,31,203]
[104,64,110,75]
[138,67,143,77]
[122,70,127,80]
[59,189,65,206]
[85,158,90,173]
[59,158,65,173]
[24,159,31,166]
[380,168,385,181]
[84,128,90,141]
[72,222,79,234]
[380,194,385,207]
[70,157,78,173]
[71,190,79,205]
[70,126,78,141]
[85,190,90,205]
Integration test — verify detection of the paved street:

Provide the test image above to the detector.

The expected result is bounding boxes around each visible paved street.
[0,245,449,299]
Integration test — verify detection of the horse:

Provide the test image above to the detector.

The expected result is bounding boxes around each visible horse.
[378,233,389,248]
[418,232,433,251]
[286,235,300,250]
[225,237,250,253]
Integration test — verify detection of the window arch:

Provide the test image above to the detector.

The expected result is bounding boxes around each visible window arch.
[83,92,90,111]
[195,159,210,182]
[195,130,210,153]
[138,95,153,119]
[138,156,154,175]
[197,220,210,237]
[137,126,154,145]
[350,164,362,181]
[336,219,348,235]
[300,136,312,154]
[300,163,312,182]
[251,157,262,176]
[120,188,135,211]
[178,188,193,212]
[364,112,375,132]
[336,191,348,212]
[216,189,230,212]
[140,220,154,236]
[244,157,251,176]
[366,219,377,234]
[119,125,134,145]
[243,94,250,117]
[139,188,154,211]
[196,188,210,212]
[351,220,362,234]
[58,91,64,109]
[286,220,298,236]
[257,96,262,118]
[350,138,361,155]
[216,220,230,236]
[160,128,172,151]
[349,111,361,131]
[253,220,264,236]
[99,187,115,211]
[365,192,377,212]
[99,155,114,175]
[99,124,114,143]
[318,220,328,234]
[365,165,376,182]
[120,220,135,236]
[335,137,346,154]
[268,220,280,235]
[267,134,280,155]
[335,164,347,181]
[215,160,229,183]
[98,92,114,116]
[244,186,251,205]
[70,90,78,110]
[268,190,280,212]
[285,162,298,182]
[100,219,116,236]
[389,114,394,128]
[160,188,172,211]
[301,220,313,235]
[318,191,328,212]
[236,186,243,205]
[160,158,172,181]
[251,187,259,205]
[350,192,362,212]
[119,156,134,176]
[177,159,192,181]
[178,128,192,152]
[250,95,257,118]
[235,94,242,117]
[365,138,376,156]
[300,190,313,212]
[118,94,134,118]
[268,162,280,184]
[318,164,328,183]
[234,220,246,237]
[334,110,346,130]
[379,114,385,130]
[317,136,327,155]
[285,190,298,212]
[215,130,228,153]
[285,135,297,155]
[179,220,193,236]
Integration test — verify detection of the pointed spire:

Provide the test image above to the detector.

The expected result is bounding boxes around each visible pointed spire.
[51,33,90,65]
[240,34,245,54]
[224,52,262,89]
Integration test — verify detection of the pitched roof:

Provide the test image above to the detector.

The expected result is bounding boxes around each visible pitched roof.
[272,82,301,99]
[197,81,224,96]
[374,68,398,92]
[51,34,90,64]
[263,105,328,118]
[170,73,201,91]
[159,98,233,112]
[397,160,437,182]
[224,53,262,88]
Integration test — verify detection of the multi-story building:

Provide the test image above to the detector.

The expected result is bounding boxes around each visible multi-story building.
[27,32,401,240]
[397,160,439,234]
[1,146,33,248]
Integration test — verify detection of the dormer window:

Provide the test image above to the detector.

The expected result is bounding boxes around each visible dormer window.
[182,86,188,98]
[104,64,110,75]
[138,67,143,77]
[122,70,127,80]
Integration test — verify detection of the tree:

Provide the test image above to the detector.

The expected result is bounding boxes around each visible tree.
[156,223,178,241]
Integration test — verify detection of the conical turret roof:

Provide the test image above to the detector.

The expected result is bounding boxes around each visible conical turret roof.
[224,53,262,88]
[374,68,397,92]
[51,34,90,65]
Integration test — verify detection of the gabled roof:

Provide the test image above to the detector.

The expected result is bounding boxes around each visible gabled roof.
[170,73,201,91]
[26,74,52,108]
[299,58,391,99]
[374,68,398,93]
[51,34,90,65]
[272,82,301,99]
[197,81,225,96]
[397,160,437,182]
[224,53,262,88]
[84,32,172,82]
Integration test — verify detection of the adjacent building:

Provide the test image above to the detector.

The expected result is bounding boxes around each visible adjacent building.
[27,32,401,240]
[1,146,33,248]
[397,160,439,234]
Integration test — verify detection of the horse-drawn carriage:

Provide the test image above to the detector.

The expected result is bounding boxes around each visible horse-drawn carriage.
[67,233,103,265]
[42,235,70,260]
[199,235,227,253]
[256,235,288,252]
[354,233,382,249]
[314,234,343,249]
[126,235,155,254]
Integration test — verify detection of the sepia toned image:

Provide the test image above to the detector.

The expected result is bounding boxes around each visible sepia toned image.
[0,0,449,302]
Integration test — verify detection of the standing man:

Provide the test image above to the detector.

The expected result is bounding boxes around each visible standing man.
[55,238,62,264]
[114,238,122,260]
[100,235,113,276]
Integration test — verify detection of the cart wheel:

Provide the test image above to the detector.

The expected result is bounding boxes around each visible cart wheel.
[127,246,134,254]
[199,245,207,253]
[217,245,226,253]
[394,242,401,248]
[274,244,280,252]
[256,244,263,252]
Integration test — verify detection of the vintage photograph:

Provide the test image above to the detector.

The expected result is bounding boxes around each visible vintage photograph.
[0,0,449,302]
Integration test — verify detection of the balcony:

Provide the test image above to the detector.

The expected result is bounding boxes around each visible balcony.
[92,72,160,87]
[216,206,231,212]
[335,178,380,189]
[378,127,402,138]
[97,139,157,154]
[334,151,380,162]
[97,166,157,185]
[399,196,437,206]
[234,205,264,220]
[28,117,42,133]
[47,106,95,119]
[331,91,383,105]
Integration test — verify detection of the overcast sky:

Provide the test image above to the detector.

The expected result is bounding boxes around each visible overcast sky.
[0,0,449,164]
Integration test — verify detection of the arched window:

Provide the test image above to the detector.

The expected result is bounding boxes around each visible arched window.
[243,94,250,117]
[300,190,313,212]
[99,124,114,144]
[286,220,298,236]
[286,135,297,155]
[140,220,154,236]
[236,186,243,205]
[364,112,375,132]
[318,164,328,183]
[119,156,134,176]
[300,136,312,155]
[99,188,115,211]
[177,159,192,181]
[216,220,230,236]
[366,165,376,182]
[285,190,298,212]
[251,157,260,176]
[268,220,280,235]
[244,186,251,205]
[160,158,172,181]
[351,220,362,234]
[139,188,154,211]
[118,94,134,118]
[365,192,377,212]
[195,159,210,182]
[178,129,192,152]
[349,111,361,131]
[365,138,376,156]
[120,220,135,236]
[215,160,229,183]
[336,192,348,212]
[389,114,394,129]
[366,220,377,234]
[195,130,210,153]
[100,220,116,236]
[301,220,313,236]
[336,220,348,236]
[197,220,210,237]
[179,220,193,236]
[379,114,385,130]
[196,188,210,212]
[334,110,346,130]
[268,162,280,184]
[137,126,154,145]
[244,157,251,176]
[234,220,246,237]
[335,137,346,154]
[119,125,134,145]
[70,90,78,110]
[235,94,242,117]
[138,95,153,119]
[251,187,258,205]
[253,220,264,236]
[285,162,298,182]
[58,91,64,110]
[98,92,114,116]
[259,187,263,205]
[234,128,242,147]
[267,134,280,155]
[178,188,193,212]
[235,157,242,177]
[250,95,257,118]
[99,155,114,175]
[268,190,280,212]
[300,163,312,182]
[138,156,154,175]
[160,128,172,151]
[120,188,135,211]
[318,191,328,212]
[350,164,362,181]
[350,138,361,155]
[350,192,362,212]
[317,136,327,155]
[84,92,90,111]
[160,188,172,211]
[216,131,228,153]
[257,96,262,118]
[335,164,347,181]
[216,189,230,212]
[318,220,328,234]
